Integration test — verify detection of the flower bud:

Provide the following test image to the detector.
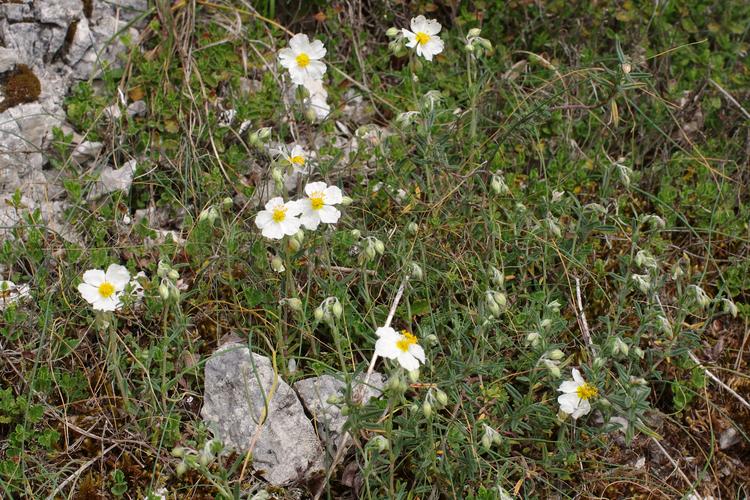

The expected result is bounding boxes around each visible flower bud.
[365,245,376,260]
[410,262,424,280]
[543,359,561,378]
[689,284,711,309]
[294,229,304,243]
[176,462,188,476]
[385,27,400,37]
[525,331,541,348]
[547,349,565,361]
[621,62,632,74]
[635,250,657,270]
[287,238,301,252]
[222,197,233,208]
[632,346,644,359]
[256,127,271,141]
[351,229,361,239]
[271,256,285,273]
[340,405,350,416]
[199,452,210,467]
[481,433,491,449]
[285,297,303,311]
[593,357,606,369]
[172,446,186,458]
[158,283,170,300]
[478,38,493,51]
[490,173,509,195]
[489,266,504,287]
[407,222,419,235]
[435,389,448,407]
[331,300,343,318]
[374,239,385,255]
[168,269,179,281]
[271,167,283,183]
[341,195,353,206]
[371,435,389,452]
[540,318,552,329]
[408,369,420,383]
[422,401,433,419]
[467,28,482,38]
[314,307,324,321]
[465,43,475,52]
[492,291,507,308]
[722,298,738,318]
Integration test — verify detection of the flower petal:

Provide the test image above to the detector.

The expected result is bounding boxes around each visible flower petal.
[424,18,442,35]
[403,30,417,48]
[300,212,321,231]
[82,269,105,287]
[375,326,397,338]
[571,368,584,384]
[280,217,302,235]
[288,33,310,52]
[397,352,420,371]
[262,223,284,240]
[558,380,579,394]
[255,210,273,229]
[323,185,343,204]
[307,39,326,59]
[305,181,327,196]
[265,197,284,211]
[570,399,591,419]
[78,283,100,304]
[408,343,426,363]
[105,264,130,290]
[558,393,580,415]
[410,15,427,33]
[375,336,400,359]
[317,205,341,224]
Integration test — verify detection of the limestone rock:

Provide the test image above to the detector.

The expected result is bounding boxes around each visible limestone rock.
[201,344,324,485]
[294,373,385,451]
[87,159,137,199]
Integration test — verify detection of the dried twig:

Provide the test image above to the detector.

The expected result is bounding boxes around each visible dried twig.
[650,437,693,487]
[708,78,750,120]
[574,277,595,356]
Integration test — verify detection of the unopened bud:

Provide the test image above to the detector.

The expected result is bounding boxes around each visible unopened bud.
[547,349,565,361]
[374,239,385,255]
[271,167,283,182]
[410,262,424,280]
[314,307,324,321]
[285,298,303,311]
[371,435,390,452]
[385,27,400,38]
[543,359,561,378]
[407,222,419,235]
[158,283,170,300]
[525,331,541,348]
[422,401,433,419]
[408,369,420,383]
[540,318,552,329]
[465,43,475,52]
[331,300,343,318]
[257,127,272,140]
[287,238,301,252]
[271,256,285,273]
[467,28,482,38]
[490,266,504,286]
[341,195,353,206]
[176,462,188,476]
[435,389,448,407]
[621,62,632,74]
[492,291,507,308]
[722,298,738,318]
[172,447,186,458]
[168,269,179,281]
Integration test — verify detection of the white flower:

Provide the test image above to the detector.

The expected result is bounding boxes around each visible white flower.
[255,197,302,240]
[278,33,326,86]
[0,280,31,310]
[277,144,311,173]
[302,77,330,120]
[402,16,444,61]
[557,368,598,419]
[78,264,130,312]
[298,181,343,230]
[374,326,426,371]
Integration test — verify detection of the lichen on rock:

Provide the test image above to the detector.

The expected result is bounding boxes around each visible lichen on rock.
[0,64,41,113]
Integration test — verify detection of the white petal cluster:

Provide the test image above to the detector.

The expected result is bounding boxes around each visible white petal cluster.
[374,326,426,371]
[557,368,597,419]
[78,264,131,312]
[402,16,444,61]
[255,182,345,240]
[278,33,330,121]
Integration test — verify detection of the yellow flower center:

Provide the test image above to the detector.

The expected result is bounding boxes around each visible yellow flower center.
[396,331,418,352]
[310,192,324,210]
[576,383,598,400]
[272,206,287,223]
[415,32,431,45]
[290,155,305,166]
[98,282,115,298]
[296,53,310,68]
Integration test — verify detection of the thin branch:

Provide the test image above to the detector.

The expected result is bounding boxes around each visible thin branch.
[46,443,118,500]
[708,78,750,120]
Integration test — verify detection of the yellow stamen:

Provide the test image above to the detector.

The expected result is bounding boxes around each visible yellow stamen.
[415,32,430,45]
[295,53,310,68]
[290,156,305,166]
[396,331,418,352]
[272,206,287,223]
[98,282,115,298]
[576,383,598,400]
[310,192,324,210]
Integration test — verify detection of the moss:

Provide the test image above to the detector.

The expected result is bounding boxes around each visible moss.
[82,0,93,19]
[0,65,41,113]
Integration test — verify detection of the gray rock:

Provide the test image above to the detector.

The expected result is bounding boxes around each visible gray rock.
[35,0,82,26]
[719,427,741,450]
[126,100,146,117]
[87,159,137,199]
[0,3,32,23]
[294,373,385,451]
[72,140,104,162]
[201,344,325,485]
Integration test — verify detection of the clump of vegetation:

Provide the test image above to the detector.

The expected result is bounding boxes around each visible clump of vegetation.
[0,64,41,113]
[2,1,750,498]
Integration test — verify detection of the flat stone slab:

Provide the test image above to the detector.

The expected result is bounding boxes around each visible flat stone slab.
[201,343,324,485]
